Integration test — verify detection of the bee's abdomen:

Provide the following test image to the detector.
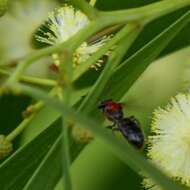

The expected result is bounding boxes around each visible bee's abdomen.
[117,118,144,149]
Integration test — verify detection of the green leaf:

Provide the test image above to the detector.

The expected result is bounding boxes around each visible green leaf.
[0,119,61,190]
[23,135,62,190]
[21,105,61,144]
[18,84,189,190]
[100,10,190,100]
[22,130,85,190]
[123,46,190,120]
[21,86,90,144]
[78,24,140,113]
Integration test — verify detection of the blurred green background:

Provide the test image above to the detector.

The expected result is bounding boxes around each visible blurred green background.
[0,0,189,190]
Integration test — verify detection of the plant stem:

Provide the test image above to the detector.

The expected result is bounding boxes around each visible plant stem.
[6,88,57,142]
[89,0,97,7]
[6,21,103,85]
[71,0,98,19]
[58,53,73,190]
[5,0,190,85]
[6,101,44,142]
[99,0,190,25]
[61,117,72,190]
[0,68,56,87]
[73,23,141,81]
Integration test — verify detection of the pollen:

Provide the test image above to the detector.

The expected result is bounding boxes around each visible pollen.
[35,5,111,69]
[142,93,190,189]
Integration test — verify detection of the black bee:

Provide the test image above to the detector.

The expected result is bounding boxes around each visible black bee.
[98,99,145,149]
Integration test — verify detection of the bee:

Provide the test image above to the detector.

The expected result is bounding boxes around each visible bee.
[98,99,145,149]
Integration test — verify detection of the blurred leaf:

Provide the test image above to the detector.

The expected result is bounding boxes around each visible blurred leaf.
[127,8,190,59]
[123,46,190,118]
[18,84,188,190]
[100,11,190,101]
[22,127,85,190]
[96,0,158,10]
[23,135,62,190]
[0,0,8,17]
[22,130,85,190]
[97,0,190,57]
[68,139,141,190]
[79,24,140,113]
[0,119,61,190]
[21,86,89,144]
[21,105,60,143]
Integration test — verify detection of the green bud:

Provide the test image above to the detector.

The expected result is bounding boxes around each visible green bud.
[72,126,93,144]
[0,135,13,159]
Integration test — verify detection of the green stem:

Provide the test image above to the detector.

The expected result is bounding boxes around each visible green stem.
[61,119,72,190]
[73,23,141,81]
[6,45,67,84]
[6,115,34,142]
[6,88,57,142]
[71,0,98,19]
[6,21,103,85]
[0,68,56,87]
[6,101,44,142]
[6,0,190,85]
[89,0,97,7]
[58,53,73,190]
[99,0,190,25]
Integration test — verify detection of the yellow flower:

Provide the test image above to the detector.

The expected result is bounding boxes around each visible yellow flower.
[36,5,89,45]
[36,5,110,68]
[143,93,190,189]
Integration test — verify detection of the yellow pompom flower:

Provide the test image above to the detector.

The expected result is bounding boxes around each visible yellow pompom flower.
[36,5,110,68]
[143,93,190,189]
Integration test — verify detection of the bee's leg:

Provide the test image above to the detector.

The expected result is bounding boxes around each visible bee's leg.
[128,116,136,120]
[106,122,116,130]
[128,116,140,125]
[106,123,120,133]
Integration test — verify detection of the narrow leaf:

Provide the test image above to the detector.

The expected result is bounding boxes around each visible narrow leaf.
[18,84,188,190]
[0,120,61,190]
[101,10,190,100]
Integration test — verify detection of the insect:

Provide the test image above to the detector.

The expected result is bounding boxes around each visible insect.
[98,99,145,149]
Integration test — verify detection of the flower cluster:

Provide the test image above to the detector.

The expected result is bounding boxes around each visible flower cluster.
[143,93,190,189]
[36,5,110,69]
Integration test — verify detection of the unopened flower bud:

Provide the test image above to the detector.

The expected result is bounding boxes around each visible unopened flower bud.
[72,126,93,144]
[0,135,13,159]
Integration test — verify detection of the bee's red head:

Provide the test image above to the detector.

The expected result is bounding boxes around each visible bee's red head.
[98,99,122,113]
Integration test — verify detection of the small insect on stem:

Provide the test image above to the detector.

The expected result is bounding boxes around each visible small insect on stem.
[98,99,145,149]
